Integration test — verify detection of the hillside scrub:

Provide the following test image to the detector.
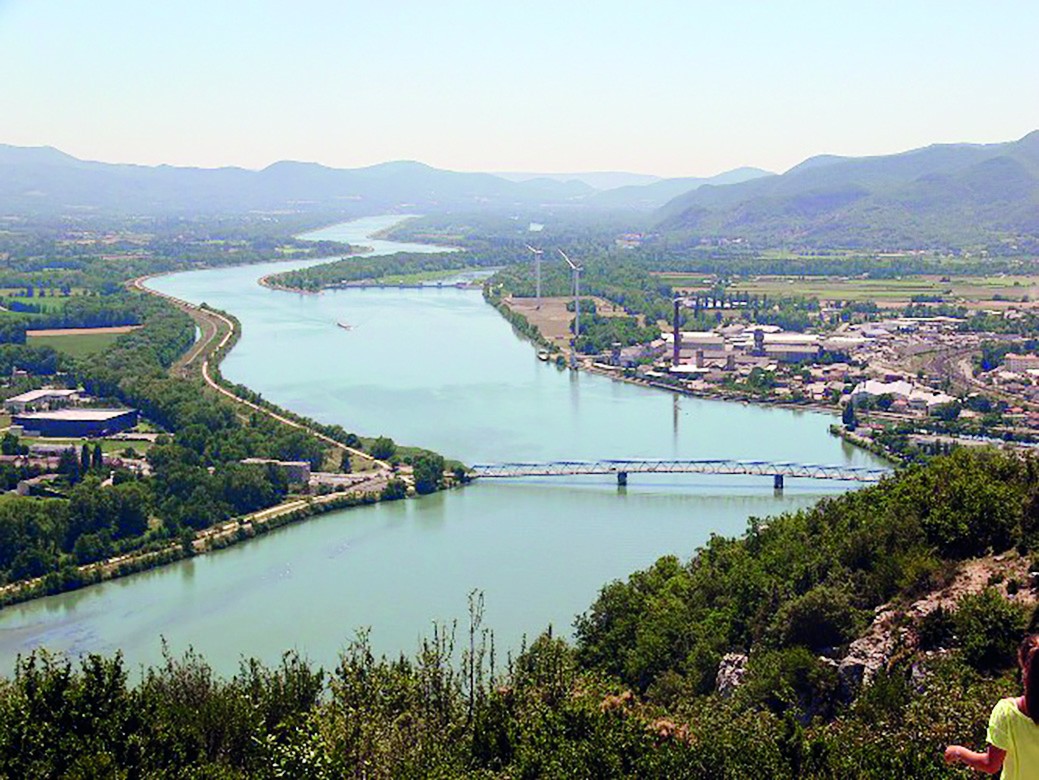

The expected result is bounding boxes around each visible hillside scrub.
[575,448,1035,697]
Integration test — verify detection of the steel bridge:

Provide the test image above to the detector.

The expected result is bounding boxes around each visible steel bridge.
[468,459,892,489]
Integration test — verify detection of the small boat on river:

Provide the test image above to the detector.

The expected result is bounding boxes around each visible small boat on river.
[537,350,550,361]
[337,322,353,330]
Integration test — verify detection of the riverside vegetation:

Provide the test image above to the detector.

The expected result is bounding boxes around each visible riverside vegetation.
[1,448,1037,777]
[0,219,451,602]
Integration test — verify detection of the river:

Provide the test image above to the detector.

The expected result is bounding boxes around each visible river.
[0,215,885,675]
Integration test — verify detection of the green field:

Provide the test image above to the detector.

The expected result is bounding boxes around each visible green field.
[27,331,125,359]
[656,273,1039,306]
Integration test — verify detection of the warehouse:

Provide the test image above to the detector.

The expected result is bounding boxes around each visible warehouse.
[13,408,139,438]
[3,387,81,413]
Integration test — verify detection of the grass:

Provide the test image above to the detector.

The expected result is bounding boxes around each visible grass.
[27,332,125,359]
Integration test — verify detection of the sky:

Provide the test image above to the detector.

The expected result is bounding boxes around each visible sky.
[1,0,1037,177]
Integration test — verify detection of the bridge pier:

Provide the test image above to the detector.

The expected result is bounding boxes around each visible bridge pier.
[773,474,784,491]
[617,471,628,486]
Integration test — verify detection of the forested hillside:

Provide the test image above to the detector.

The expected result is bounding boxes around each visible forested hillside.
[659,130,1039,249]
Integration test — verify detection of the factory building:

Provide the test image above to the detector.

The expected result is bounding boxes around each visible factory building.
[4,387,81,413]
[13,408,139,438]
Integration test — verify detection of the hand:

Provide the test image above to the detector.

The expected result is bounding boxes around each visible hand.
[944,746,961,765]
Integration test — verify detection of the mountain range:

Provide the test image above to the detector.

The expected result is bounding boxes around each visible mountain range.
[3,132,1037,250]
[0,145,768,217]
[658,131,1039,248]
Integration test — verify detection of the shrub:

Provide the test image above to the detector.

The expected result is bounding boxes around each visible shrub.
[953,588,1027,672]
[771,585,865,651]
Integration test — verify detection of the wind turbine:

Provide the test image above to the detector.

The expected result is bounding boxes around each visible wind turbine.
[558,249,582,367]
[524,244,543,309]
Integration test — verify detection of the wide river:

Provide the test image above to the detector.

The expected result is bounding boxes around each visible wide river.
[0,215,885,675]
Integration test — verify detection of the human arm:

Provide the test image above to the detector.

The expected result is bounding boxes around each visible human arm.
[944,744,1006,774]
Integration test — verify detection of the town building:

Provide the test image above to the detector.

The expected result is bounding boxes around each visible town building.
[1005,353,1039,373]
[13,408,139,437]
[4,387,81,413]
[240,458,312,483]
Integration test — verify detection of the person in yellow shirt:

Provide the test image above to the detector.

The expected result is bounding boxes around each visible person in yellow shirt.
[945,634,1039,778]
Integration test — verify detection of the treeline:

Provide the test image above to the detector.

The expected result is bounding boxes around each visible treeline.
[268,248,520,292]
[4,449,1039,776]
[574,311,661,354]
[0,295,142,345]
[0,213,355,294]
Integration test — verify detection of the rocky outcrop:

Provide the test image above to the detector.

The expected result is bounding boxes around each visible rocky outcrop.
[715,653,748,698]
[837,608,902,698]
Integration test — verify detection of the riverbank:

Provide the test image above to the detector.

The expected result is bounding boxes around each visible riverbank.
[0,275,425,608]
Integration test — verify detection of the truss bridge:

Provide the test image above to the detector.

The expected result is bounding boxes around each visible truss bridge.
[468,459,892,490]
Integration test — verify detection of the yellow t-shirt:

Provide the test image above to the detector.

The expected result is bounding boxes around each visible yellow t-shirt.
[988,697,1039,780]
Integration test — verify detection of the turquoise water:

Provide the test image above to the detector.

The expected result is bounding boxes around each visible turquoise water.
[0,216,884,676]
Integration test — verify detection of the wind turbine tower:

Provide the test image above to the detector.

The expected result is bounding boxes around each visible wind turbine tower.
[558,249,582,368]
[524,244,543,309]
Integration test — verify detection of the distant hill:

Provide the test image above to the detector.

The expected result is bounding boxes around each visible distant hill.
[494,171,662,190]
[589,167,772,210]
[658,131,1039,249]
[0,146,779,218]
[0,147,597,217]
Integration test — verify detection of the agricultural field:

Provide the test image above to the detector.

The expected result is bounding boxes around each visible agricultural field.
[656,273,1039,308]
[26,328,136,359]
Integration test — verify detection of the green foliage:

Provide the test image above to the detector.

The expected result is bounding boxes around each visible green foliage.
[737,647,839,717]
[574,311,660,354]
[380,479,407,501]
[369,436,396,460]
[953,589,1028,672]
[412,452,445,495]
[576,449,1035,695]
[770,585,866,650]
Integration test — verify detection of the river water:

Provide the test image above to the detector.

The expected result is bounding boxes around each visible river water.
[0,215,885,676]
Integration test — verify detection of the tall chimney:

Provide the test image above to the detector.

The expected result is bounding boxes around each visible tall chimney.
[673,299,681,365]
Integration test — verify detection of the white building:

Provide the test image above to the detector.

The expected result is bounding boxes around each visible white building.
[1005,353,1039,374]
[3,387,80,413]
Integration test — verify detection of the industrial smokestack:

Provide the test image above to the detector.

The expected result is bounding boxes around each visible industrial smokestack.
[673,299,681,365]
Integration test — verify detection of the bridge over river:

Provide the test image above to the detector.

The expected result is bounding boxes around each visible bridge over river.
[469,459,894,489]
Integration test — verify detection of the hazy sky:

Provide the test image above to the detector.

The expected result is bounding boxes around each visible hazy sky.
[2,0,1036,176]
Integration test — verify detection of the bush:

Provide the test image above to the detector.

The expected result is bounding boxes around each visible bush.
[738,647,839,717]
[917,606,955,651]
[369,436,396,460]
[953,588,1027,672]
[771,585,865,651]
[380,478,407,501]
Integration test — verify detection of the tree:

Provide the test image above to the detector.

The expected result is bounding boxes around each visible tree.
[413,453,445,494]
[80,443,91,474]
[339,451,352,474]
[58,447,80,484]
[380,479,407,501]
[92,443,104,471]
[369,436,396,461]
[841,401,858,430]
